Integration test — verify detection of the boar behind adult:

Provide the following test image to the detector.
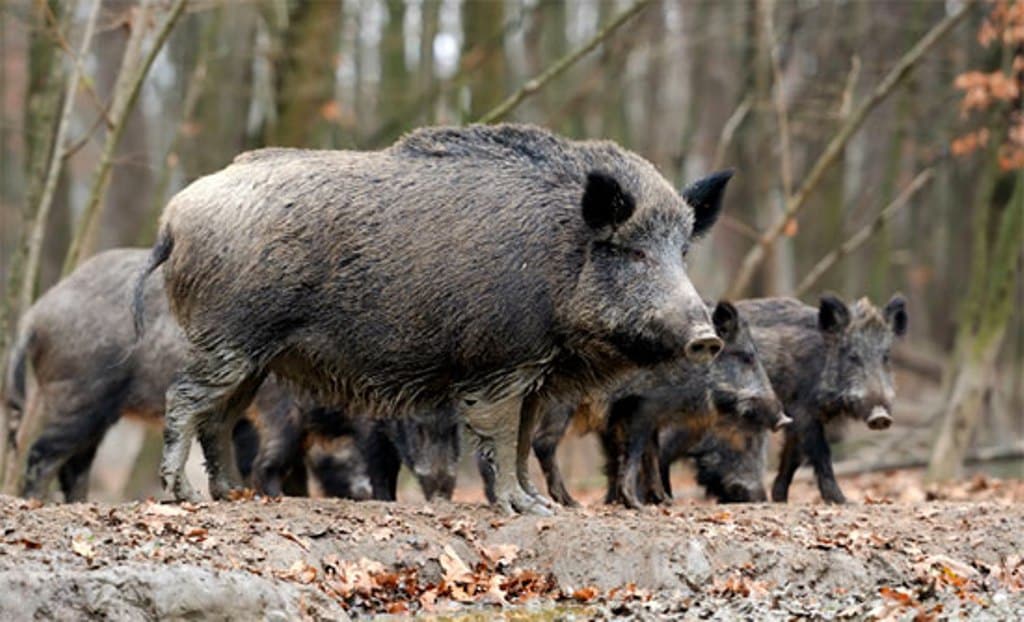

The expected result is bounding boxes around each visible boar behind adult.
[138,124,731,513]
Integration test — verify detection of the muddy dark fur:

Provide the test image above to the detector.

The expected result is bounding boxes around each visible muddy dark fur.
[143,123,731,510]
[736,295,907,504]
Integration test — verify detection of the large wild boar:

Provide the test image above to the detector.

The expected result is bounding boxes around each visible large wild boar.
[736,295,907,504]
[136,124,732,513]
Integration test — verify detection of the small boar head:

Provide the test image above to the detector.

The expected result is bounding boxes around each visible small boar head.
[568,169,733,367]
[692,424,768,503]
[815,293,908,428]
[707,302,789,432]
[387,408,460,501]
[309,437,374,501]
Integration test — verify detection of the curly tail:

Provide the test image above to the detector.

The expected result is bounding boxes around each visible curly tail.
[4,323,34,416]
[132,226,174,338]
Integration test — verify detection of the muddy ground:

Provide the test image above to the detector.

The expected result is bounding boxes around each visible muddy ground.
[0,472,1021,620]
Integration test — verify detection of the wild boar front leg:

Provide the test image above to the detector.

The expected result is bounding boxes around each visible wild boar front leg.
[802,419,846,504]
[464,393,552,516]
[771,431,802,503]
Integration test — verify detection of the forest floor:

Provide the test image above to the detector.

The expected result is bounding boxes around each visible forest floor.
[0,471,1021,620]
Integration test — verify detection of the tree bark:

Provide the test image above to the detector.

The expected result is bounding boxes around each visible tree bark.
[264,1,343,148]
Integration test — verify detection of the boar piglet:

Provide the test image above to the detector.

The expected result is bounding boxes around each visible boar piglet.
[487,302,786,508]
[600,301,787,508]
[251,402,460,502]
[654,420,768,503]
[137,123,732,513]
[736,294,907,504]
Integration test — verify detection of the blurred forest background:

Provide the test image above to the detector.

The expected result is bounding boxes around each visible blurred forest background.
[0,0,1021,501]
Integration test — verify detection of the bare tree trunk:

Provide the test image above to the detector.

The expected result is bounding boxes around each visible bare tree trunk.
[464,0,506,121]
[264,1,343,148]
[0,0,67,487]
[377,0,408,142]
[927,166,1022,482]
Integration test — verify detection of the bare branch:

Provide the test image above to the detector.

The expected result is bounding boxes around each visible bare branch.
[764,0,793,198]
[724,2,972,299]
[476,0,653,124]
[712,93,752,171]
[62,0,189,275]
[794,168,935,297]
[18,0,102,317]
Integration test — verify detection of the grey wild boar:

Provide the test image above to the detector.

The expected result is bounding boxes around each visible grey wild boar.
[5,249,365,502]
[6,249,194,501]
[482,302,786,508]
[735,295,908,504]
[136,124,732,513]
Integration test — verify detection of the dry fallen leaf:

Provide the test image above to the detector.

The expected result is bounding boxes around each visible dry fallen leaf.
[480,543,519,567]
[279,529,310,551]
[371,527,393,542]
[71,534,95,560]
[439,544,473,583]
[572,586,599,602]
[142,503,187,518]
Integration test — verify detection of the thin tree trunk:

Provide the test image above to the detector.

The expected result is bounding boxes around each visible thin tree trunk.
[62,0,187,275]
[20,0,101,318]
[464,0,506,121]
[927,168,1023,482]
[0,0,67,486]
[264,1,343,148]
[478,0,652,125]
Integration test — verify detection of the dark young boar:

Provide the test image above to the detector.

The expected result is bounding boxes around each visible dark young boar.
[253,403,460,501]
[735,295,908,504]
[598,302,787,508]
[483,302,786,508]
[655,421,769,503]
[137,124,731,513]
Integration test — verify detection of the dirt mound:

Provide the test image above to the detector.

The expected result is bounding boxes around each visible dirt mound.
[0,487,1021,619]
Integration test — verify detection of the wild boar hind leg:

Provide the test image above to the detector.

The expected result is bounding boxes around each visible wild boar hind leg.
[463,393,553,516]
[162,351,263,502]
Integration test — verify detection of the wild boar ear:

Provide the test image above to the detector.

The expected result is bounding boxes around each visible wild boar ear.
[682,169,733,238]
[818,294,851,335]
[582,171,636,230]
[884,294,908,337]
[712,301,740,343]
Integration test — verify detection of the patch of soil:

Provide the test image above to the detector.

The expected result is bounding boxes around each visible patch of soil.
[0,473,1021,619]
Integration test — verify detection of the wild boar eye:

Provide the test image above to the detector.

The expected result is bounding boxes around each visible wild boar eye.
[629,248,647,262]
[846,353,862,365]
